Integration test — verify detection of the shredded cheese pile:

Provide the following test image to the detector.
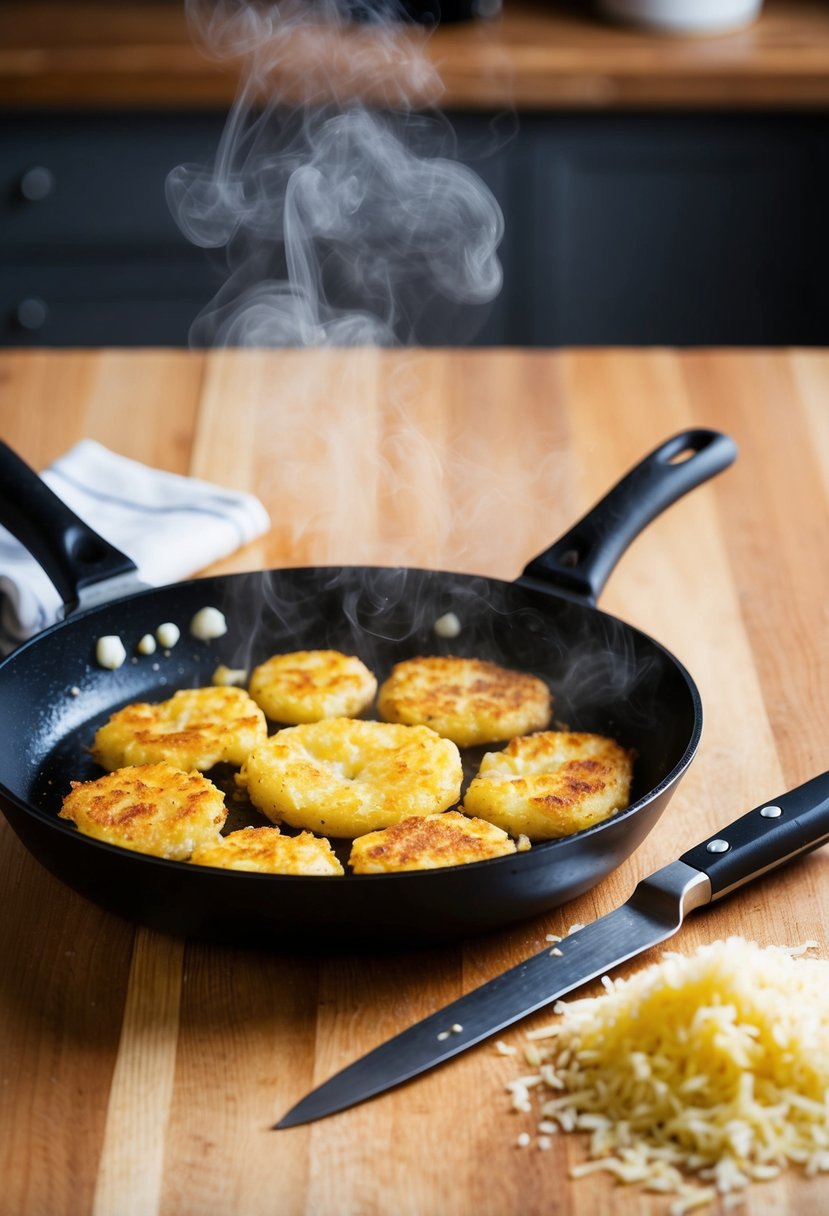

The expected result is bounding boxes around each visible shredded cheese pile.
[507,937,829,1214]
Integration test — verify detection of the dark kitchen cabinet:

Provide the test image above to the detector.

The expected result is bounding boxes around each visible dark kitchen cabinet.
[1,114,227,346]
[515,113,829,346]
[2,110,828,347]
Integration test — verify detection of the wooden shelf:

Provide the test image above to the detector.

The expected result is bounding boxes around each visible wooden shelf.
[2,0,829,110]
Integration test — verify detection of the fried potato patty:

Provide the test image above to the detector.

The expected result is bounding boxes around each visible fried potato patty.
[238,718,463,838]
[349,810,516,874]
[248,649,377,724]
[92,686,268,772]
[59,762,227,859]
[377,656,551,747]
[463,731,633,841]
[190,826,344,875]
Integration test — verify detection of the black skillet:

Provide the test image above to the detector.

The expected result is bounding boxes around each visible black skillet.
[0,430,736,947]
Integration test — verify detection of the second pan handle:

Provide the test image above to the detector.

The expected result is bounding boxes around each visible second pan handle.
[0,440,144,617]
[518,429,737,606]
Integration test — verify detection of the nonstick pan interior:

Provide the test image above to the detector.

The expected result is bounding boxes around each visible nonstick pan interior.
[0,565,700,946]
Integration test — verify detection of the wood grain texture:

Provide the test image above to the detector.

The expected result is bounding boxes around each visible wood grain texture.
[1,347,828,1215]
[93,931,185,1216]
[2,0,829,110]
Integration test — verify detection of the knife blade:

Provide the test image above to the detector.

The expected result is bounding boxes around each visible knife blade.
[276,771,829,1129]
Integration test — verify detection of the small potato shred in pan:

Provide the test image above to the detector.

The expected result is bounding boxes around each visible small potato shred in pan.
[0,431,736,946]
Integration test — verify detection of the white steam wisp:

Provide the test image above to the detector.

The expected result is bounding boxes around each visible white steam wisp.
[166,0,504,347]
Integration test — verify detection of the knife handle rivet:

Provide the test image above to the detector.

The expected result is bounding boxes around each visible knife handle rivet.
[759,805,783,818]
[706,838,730,854]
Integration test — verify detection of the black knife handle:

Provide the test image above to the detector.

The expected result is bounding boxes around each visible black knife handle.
[680,771,829,899]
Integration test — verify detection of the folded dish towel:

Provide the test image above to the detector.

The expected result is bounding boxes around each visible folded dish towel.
[0,439,271,654]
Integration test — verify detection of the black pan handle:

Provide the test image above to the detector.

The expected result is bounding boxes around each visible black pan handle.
[0,439,141,615]
[518,429,738,605]
[679,771,829,900]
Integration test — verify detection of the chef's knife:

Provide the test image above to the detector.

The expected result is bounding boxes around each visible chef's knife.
[276,772,829,1129]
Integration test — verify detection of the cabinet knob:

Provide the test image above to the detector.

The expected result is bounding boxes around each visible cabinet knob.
[19,166,55,202]
[15,298,49,332]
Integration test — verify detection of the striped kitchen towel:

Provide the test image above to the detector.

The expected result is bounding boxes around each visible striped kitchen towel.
[0,439,270,654]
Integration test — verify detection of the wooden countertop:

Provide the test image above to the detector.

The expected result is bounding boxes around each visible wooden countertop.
[1,347,828,1215]
[2,0,829,110]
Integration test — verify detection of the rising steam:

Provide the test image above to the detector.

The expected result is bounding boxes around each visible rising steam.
[166,0,504,346]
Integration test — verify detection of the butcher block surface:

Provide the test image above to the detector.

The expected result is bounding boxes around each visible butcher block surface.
[1,346,828,1215]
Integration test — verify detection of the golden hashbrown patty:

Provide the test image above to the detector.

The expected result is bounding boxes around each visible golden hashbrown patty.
[92,685,268,772]
[238,717,463,838]
[248,649,377,724]
[348,810,517,874]
[463,730,633,840]
[377,656,551,747]
[190,826,344,875]
[58,762,227,860]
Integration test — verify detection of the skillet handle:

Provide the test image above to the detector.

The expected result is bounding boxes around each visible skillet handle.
[518,429,737,605]
[0,440,140,616]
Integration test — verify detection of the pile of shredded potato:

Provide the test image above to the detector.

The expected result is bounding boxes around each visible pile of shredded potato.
[507,937,829,1214]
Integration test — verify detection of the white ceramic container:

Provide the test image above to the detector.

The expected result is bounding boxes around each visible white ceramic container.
[598,0,763,34]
